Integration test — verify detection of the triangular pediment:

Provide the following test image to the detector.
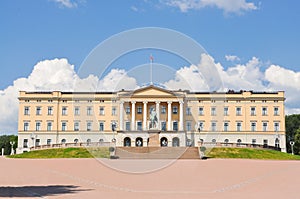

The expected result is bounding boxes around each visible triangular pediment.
[132,85,176,97]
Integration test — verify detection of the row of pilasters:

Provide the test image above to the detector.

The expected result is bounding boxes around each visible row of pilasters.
[119,101,184,131]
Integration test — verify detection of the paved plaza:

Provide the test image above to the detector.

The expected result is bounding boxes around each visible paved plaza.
[0,157,299,199]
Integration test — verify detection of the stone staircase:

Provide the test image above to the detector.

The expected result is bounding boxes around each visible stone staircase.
[115,147,200,159]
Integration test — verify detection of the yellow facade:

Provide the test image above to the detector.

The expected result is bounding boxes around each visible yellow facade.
[17,86,286,153]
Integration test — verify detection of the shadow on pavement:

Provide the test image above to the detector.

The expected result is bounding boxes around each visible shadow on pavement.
[0,185,92,197]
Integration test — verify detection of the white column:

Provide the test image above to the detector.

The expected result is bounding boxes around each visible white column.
[143,101,148,130]
[156,101,160,129]
[167,101,172,131]
[131,101,136,130]
[179,101,184,131]
[119,101,124,131]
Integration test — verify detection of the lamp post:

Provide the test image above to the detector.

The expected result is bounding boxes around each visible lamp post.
[290,141,295,155]
[10,141,15,155]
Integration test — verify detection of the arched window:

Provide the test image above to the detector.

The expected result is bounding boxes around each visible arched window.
[224,139,229,146]
[124,137,131,147]
[61,139,66,144]
[74,139,79,144]
[212,139,216,143]
[87,139,91,146]
[237,139,242,146]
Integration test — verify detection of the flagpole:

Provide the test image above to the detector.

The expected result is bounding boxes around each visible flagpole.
[150,54,153,85]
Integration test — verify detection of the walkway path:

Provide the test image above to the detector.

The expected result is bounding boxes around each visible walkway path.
[0,157,299,198]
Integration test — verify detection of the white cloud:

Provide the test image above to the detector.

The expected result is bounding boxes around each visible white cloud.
[161,0,258,14]
[225,55,240,62]
[0,58,137,134]
[51,0,81,8]
[2,55,300,134]
[163,53,300,115]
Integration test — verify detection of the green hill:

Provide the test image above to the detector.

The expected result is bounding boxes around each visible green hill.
[207,147,300,160]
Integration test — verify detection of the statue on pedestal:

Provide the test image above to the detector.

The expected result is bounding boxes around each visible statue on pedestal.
[149,106,158,129]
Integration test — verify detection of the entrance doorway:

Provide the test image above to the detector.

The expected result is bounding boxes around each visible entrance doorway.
[160,137,168,147]
[135,137,143,147]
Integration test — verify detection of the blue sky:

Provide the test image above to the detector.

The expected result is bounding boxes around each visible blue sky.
[1,0,300,133]
[1,0,300,88]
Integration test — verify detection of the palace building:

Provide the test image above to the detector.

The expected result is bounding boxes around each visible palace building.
[17,85,286,153]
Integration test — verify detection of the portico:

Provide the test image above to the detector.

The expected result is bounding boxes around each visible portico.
[118,86,185,132]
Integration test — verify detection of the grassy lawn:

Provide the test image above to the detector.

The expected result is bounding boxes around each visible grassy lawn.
[206,147,300,160]
[9,147,110,159]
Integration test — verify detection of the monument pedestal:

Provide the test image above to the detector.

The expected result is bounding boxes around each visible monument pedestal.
[148,130,160,147]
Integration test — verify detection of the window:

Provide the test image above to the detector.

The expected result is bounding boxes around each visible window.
[61,139,66,144]
[198,121,204,131]
[252,139,256,145]
[23,139,28,148]
[74,107,80,115]
[198,107,204,115]
[99,107,105,115]
[275,138,280,148]
[87,100,92,103]
[263,122,268,131]
[224,107,229,116]
[112,107,117,116]
[212,139,216,143]
[137,106,142,114]
[236,107,241,116]
[224,122,229,132]
[137,121,142,131]
[236,122,242,132]
[74,122,79,131]
[111,121,117,131]
[262,100,267,103]
[186,121,192,131]
[274,107,279,116]
[36,122,41,131]
[250,107,256,116]
[62,107,67,115]
[35,139,40,147]
[125,121,131,131]
[161,106,166,114]
[36,107,41,115]
[211,107,216,116]
[47,122,52,131]
[161,121,166,131]
[62,122,67,131]
[24,106,30,115]
[99,122,104,131]
[224,139,229,146]
[211,122,216,131]
[172,106,178,114]
[24,122,29,131]
[125,106,130,114]
[47,139,51,145]
[62,100,67,103]
[237,139,242,146]
[251,122,256,132]
[173,121,178,131]
[274,122,280,132]
[262,107,268,116]
[263,139,268,147]
[87,106,92,115]
[186,107,191,115]
[87,122,92,131]
[47,106,53,115]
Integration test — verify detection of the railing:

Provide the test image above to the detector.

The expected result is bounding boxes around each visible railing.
[198,142,281,151]
[30,141,112,151]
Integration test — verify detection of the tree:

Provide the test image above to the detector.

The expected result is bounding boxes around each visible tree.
[0,135,18,155]
[285,114,300,154]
